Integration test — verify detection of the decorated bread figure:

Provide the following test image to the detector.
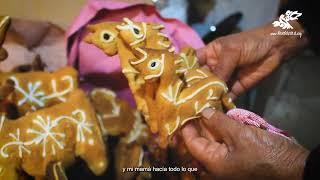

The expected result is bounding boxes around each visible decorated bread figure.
[0,16,10,62]
[89,88,135,136]
[0,90,107,179]
[116,18,176,83]
[0,53,47,117]
[84,21,150,127]
[126,48,181,136]
[84,19,171,89]
[84,19,235,147]
[84,18,175,81]
[85,18,174,60]
[116,18,179,129]
[116,19,206,113]
[0,67,78,116]
[127,48,235,147]
[90,88,166,180]
[115,19,235,146]
[84,22,141,92]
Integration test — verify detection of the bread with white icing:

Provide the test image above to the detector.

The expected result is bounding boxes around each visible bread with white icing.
[0,67,78,117]
[0,89,107,179]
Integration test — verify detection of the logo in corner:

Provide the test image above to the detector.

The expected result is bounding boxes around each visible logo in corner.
[272,10,302,30]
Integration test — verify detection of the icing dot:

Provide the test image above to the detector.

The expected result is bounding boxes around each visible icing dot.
[151,62,157,68]
[210,25,216,32]
[98,161,105,167]
[148,60,160,70]
[133,28,140,35]
[103,33,110,41]
[88,139,94,146]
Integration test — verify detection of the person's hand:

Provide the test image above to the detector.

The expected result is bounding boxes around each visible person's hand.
[181,108,309,180]
[197,21,307,99]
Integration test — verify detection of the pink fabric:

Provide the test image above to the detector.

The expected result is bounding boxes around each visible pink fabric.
[227,108,290,139]
[66,0,204,105]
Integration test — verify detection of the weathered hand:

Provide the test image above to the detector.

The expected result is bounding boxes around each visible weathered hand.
[181,108,309,180]
[197,21,307,99]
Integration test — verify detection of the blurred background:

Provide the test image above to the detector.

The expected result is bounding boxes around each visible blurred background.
[0,0,319,150]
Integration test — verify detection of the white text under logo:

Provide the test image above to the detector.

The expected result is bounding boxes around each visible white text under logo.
[271,10,302,38]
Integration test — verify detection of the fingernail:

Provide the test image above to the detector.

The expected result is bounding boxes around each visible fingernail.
[201,108,215,119]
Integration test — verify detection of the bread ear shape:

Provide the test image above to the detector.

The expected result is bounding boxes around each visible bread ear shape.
[86,23,100,33]
[0,16,10,61]
[0,16,10,45]
[84,23,103,43]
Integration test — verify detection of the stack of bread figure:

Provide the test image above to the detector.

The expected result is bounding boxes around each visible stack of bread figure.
[85,17,236,149]
[0,16,108,180]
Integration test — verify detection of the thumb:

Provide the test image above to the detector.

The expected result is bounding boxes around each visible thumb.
[201,108,242,144]
[181,122,226,167]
